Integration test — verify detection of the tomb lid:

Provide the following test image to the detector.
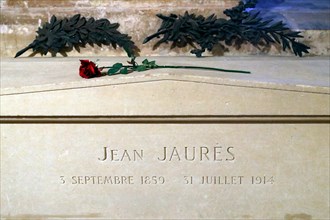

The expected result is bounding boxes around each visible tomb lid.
[0,56,329,117]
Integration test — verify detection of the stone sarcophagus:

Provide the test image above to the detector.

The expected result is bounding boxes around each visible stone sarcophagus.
[1,56,329,220]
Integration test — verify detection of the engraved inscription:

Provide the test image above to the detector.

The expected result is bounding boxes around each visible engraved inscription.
[60,144,275,187]
[98,145,235,162]
[59,176,166,185]
[59,175,275,185]
[157,146,235,161]
[98,147,144,161]
[200,176,244,185]
[71,176,135,184]
[183,176,275,185]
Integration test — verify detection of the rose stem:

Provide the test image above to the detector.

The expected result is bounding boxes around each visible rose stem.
[155,65,250,74]
[101,65,250,74]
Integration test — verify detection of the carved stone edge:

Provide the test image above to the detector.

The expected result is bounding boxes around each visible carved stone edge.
[1,115,329,124]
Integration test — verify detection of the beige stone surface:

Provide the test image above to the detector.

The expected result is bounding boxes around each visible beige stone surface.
[1,56,329,116]
[1,123,329,219]
[0,56,329,219]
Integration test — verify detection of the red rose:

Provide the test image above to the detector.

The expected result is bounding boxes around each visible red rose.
[79,60,103,78]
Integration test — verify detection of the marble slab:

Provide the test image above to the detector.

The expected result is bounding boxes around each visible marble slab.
[1,57,329,220]
[1,57,329,116]
[1,123,329,220]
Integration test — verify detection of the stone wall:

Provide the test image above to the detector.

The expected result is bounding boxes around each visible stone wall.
[0,0,329,57]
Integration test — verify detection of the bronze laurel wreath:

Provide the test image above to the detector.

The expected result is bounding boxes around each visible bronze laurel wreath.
[15,14,140,58]
[15,0,310,58]
[143,0,310,57]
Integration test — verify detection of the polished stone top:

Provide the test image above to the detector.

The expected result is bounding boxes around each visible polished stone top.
[1,56,329,116]
[1,56,329,95]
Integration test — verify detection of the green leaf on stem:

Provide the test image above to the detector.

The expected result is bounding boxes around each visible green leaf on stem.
[108,68,118,75]
[112,63,123,69]
[149,60,156,68]
[120,67,129,74]
[141,59,157,68]
[142,59,149,65]
[108,63,123,75]
[136,65,147,72]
